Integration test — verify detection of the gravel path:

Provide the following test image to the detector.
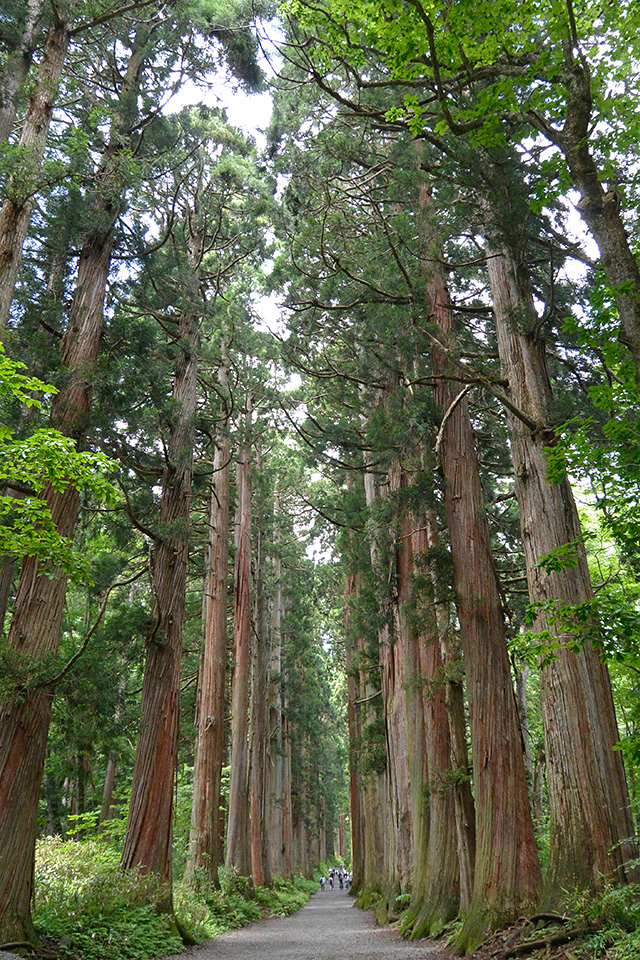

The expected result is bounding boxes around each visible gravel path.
[162,890,448,960]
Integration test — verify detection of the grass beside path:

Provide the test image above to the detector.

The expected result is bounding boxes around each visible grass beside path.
[31,837,318,960]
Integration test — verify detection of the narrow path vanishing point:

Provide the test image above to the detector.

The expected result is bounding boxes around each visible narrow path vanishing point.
[162,890,449,960]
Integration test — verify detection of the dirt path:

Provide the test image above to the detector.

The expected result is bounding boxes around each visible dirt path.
[163,889,449,960]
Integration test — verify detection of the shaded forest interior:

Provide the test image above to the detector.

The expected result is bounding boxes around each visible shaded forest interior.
[2,1,640,958]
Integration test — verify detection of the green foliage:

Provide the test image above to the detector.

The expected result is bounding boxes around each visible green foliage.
[34,838,183,960]
[0,342,119,580]
[567,883,640,959]
[34,835,317,960]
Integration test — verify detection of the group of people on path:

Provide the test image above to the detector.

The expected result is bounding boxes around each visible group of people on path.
[319,866,352,892]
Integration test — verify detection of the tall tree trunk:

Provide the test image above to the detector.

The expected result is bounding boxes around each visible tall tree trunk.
[362,461,405,919]
[401,477,459,939]
[425,507,476,915]
[484,220,638,898]
[250,453,271,886]
[0,36,147,943]
[0,9,73,333]
[0,0,45,142]
[428,203,541,949]
[345,565,365,894]
[268,502,284,875]
[185,416,231,885]
[281,709,294,878]
[225,431,253,877]
[121,214,202,894]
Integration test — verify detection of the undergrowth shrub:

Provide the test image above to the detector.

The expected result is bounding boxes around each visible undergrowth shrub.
[34,838,183,960]
[34,837,317,960]
[568,882,640,959]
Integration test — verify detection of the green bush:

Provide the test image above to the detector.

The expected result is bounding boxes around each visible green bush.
[567,882,640,959]
[34,838,183,960]
[34,838,317,960]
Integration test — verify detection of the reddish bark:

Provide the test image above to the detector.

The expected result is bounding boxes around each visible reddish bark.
[121,222,201,890]
[400,486,459,938]
[185,425,231,884]
[345,567,365,893]
[429,218,541,947]
[250,462,271,886]
[485,232,638,898]
[425,509,476,914]
[225,438,253,877]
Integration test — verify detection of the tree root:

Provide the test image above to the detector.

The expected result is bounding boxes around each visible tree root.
[500,927,591,958]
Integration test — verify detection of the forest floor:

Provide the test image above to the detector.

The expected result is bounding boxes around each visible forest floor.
[159,893,599,960]
[160,888,447,960]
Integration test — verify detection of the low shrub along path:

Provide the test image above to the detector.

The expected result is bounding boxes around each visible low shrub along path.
[162,889,448,960]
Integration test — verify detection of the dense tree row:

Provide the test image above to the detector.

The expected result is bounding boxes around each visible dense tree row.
[0,0,347,947]
[1,0,640,956]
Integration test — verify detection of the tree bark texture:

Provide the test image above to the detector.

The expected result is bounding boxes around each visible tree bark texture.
[362,462,411,917]
[250,466,271,886]
[225,439,253,877]
[355,467,388,904]
[0,10,72,333]
[345,566,365,894]
[485,232,638,897]
[430,240,541,948]
[282,710,294,877]
[121,223,201,889]
[185,423,231,884]
[400,485,459,938]
[268,510,285,875]
[425,507,476,915]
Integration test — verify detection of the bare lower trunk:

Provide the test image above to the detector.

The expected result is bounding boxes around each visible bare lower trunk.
[402,495,459,938]
[98,755,118,830]
[225,438,253,877]
[425,508,475,915]
[282,712,293,877]
[185,425,231,884]
[345,567,365,893]
[430,235,541,949]
[250,469,271,886]
[268,511,284,875]
[0,480,78,943]
[485,231,638,898]
[362,461,408,918]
